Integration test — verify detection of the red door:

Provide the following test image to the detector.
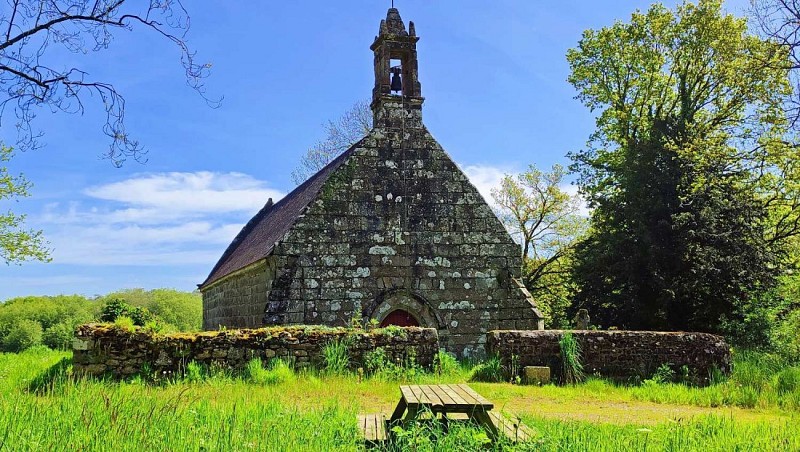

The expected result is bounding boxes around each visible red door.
[380,310,420,327]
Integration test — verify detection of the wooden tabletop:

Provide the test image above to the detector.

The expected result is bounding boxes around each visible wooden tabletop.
[399,384,494,413]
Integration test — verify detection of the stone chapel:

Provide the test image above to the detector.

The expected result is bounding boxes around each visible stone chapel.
[199,8,544,357]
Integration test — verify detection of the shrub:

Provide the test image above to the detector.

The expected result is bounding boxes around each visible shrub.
[649,363,676,384]
[185,361,205,383]
[559,332,585,385]
[100,299,154,327]
[42,321,75,350]
[100,299,130,323]
[3,319,43,352]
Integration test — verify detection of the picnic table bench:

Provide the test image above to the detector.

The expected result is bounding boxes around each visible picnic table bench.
[358,384,532,445]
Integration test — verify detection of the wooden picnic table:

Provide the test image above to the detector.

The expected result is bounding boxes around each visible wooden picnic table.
[359,384,531,445]
[390,384,498,438]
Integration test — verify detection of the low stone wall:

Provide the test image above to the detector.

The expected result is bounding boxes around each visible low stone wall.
[487,330,731,385]
[73,324,438,377]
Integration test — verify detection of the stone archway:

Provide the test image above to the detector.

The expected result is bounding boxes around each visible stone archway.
[368,289,443,330]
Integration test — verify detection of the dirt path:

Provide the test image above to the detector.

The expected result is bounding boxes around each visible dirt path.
[472,383,793,426]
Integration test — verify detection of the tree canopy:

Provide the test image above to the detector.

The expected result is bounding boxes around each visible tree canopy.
[567,0,799,333]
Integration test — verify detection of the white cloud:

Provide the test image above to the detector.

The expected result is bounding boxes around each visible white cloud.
[84,171,284,217]
[462,164,514,204]
[37,172,285,266]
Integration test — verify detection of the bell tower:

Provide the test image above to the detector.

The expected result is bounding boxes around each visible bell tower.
[370,8,424,126]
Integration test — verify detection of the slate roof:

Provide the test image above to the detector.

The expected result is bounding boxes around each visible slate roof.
[199,140,363,289]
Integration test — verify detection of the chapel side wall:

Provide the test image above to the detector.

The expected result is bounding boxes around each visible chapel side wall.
[202,259,274,330]
[266,116,542,358]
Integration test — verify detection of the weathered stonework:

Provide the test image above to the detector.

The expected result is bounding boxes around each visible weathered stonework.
[73,324,438,377]
[203,259,275,329]
[199,8,544,358]
[487,330,732,385]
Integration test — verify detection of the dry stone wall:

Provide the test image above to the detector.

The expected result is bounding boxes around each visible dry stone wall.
[73,324,438,378]
[487,330,731,385]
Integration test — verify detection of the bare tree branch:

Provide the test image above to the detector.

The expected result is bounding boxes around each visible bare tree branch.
[0,0,219,165]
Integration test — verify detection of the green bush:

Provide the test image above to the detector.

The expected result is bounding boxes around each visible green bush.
[42,321,76,350]
[3,319,43,352]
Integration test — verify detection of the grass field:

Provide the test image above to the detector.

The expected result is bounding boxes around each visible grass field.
[1,348,798,451]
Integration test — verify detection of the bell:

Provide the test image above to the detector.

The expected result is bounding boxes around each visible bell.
[390,69,403,93]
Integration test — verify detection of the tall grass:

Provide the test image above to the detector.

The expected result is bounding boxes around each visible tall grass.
[322,337,350,375]
[1,349,799,450]
[559,332,585,385]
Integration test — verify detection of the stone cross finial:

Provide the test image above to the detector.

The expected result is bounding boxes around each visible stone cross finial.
[574,309,590,330]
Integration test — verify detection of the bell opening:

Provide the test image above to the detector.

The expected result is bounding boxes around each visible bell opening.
[390,59,403,95]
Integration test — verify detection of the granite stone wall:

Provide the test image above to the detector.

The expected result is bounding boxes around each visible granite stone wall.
[73,324,438,377]
[202,260,274,330]
[487,330,731,385]
[262,100,542,358]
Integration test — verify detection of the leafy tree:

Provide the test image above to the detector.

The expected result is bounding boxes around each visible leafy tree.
[567,0,797,333]
[0,145,49,264]
[291,99,372,185]
[3,319,42,352]
[491,164,587,327]
[0,0,214,163]
[100,288,201,331]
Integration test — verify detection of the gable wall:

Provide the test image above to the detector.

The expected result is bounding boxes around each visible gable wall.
[266,105,542,357]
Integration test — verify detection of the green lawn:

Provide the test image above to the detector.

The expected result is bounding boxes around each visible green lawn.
[1,348,798,451]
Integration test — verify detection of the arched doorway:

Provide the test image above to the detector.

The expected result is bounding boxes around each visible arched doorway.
[380,309,420,327]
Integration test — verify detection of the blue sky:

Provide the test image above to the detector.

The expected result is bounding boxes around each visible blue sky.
[0,0,750,300]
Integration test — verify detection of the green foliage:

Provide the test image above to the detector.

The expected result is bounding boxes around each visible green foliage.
[100,288,202,331]
[362,347,423,381]
[113,316,136,331]
[559,332,585,385]
[100,298,154,327]
[2,319,42,352]
[0,145,50,264]
[375,324,407,338]
[567,0,796,334]
[648,364,677,385]
[491,164,588,329]
[322,337,350,375]
[42,321,76,350]
[469,354,504,383]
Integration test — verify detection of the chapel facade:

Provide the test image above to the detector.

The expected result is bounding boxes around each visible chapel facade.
[199,8,544,357]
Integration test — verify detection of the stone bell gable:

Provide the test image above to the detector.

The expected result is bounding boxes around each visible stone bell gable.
[199,8,544,357]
